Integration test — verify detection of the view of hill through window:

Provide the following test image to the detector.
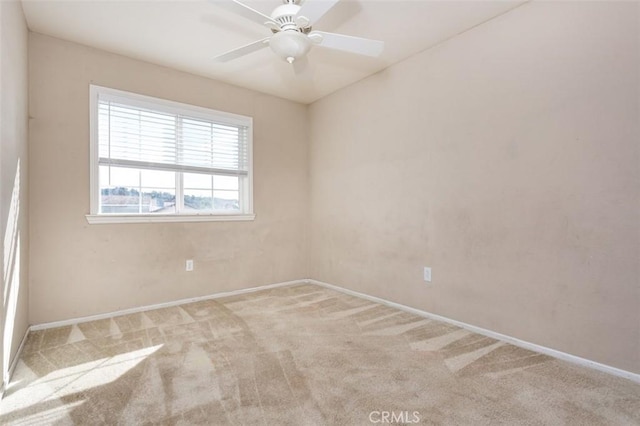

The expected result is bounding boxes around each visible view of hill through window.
[99,166,240,214]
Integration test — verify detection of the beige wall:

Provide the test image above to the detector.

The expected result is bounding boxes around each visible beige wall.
[28,33,308,324]
[0,0,30,386]
[25,1,639,375]
[309,2,639,373]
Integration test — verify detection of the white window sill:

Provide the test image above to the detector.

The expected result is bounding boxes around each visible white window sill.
[86,213,256,224]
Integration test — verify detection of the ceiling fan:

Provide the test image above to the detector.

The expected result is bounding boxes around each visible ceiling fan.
[211,0,384,65]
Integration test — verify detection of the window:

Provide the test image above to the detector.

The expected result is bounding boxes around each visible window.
[87,85,254,224]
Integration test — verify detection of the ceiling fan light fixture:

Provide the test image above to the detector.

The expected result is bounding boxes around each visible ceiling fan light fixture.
[269,31,311,64]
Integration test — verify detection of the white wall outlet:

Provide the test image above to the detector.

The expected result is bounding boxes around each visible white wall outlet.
[186,259,194,272]
[423,267,432,282]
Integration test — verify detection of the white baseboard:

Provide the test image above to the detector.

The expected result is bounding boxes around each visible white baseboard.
[307,279,640,384]
[8,327,29,380]
[25,277,640,384]
[31,279,305,331]
[2,326,30,399]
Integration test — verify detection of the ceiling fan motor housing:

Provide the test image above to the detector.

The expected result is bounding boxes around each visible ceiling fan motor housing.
[271,2,304,32]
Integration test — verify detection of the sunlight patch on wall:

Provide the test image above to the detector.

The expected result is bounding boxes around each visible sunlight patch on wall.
[3,160,20,305]
[3,159,21,385]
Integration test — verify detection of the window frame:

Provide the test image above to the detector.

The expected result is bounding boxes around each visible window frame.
[86,85,255,224]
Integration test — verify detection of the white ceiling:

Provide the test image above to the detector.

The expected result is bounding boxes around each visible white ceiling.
[21,0,525,104]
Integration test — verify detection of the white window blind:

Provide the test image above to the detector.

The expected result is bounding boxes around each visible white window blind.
[98,96,250,177]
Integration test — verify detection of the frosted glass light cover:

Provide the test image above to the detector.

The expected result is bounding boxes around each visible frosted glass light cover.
[269,31,311,63]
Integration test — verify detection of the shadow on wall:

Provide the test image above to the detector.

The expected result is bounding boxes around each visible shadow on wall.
[3,159,22,385]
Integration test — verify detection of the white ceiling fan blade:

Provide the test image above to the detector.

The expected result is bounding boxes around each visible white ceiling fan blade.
[213,38,270,62]
[212,0,280,28]
[295,0,340,25]
[309,31,384,57]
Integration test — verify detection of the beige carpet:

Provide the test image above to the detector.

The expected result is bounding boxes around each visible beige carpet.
[1,284,639,425]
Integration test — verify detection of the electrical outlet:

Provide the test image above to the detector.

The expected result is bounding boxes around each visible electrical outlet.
[423,267,432,282]
[186,259,194,272]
